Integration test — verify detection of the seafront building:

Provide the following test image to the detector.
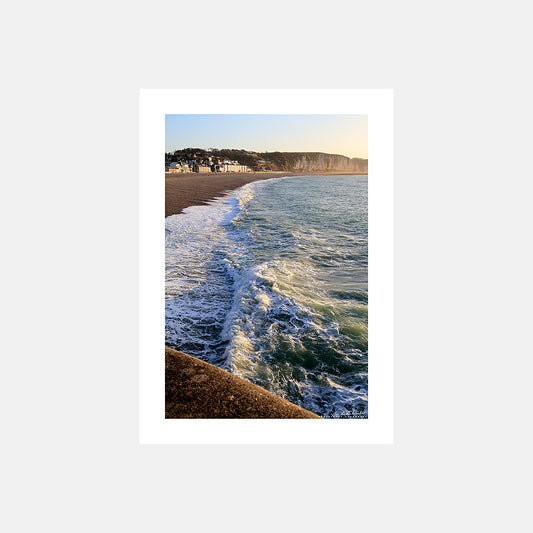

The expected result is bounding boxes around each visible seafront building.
[218,163,250,173]
[167,162,191,173]
[166,155,251,174]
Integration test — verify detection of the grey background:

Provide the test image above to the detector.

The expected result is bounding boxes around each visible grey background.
[2,1,531,531]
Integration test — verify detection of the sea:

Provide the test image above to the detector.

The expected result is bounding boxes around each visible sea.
[165,174,368,418]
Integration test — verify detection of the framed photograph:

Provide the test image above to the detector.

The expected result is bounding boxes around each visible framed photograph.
[140,89,393,444]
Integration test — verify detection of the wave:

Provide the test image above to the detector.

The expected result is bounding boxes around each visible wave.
[165,175,368,418]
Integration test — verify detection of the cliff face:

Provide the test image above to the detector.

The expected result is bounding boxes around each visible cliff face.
[258,152,368,173]
[290,153,367,173]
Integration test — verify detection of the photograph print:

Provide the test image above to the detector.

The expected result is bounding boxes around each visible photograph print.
[164,114,369,419]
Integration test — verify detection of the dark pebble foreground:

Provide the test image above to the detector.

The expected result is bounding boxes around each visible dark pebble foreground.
[165,347,322,419]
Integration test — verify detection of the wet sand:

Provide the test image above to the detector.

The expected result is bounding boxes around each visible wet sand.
[165,172,286,217]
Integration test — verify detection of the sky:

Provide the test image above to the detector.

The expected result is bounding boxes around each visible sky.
[165,115,368,159]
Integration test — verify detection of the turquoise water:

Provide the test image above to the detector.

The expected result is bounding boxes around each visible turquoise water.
[165,175,368,418]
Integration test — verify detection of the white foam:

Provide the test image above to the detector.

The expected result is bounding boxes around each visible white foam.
[165,174,368,417]
[255,292,271,311]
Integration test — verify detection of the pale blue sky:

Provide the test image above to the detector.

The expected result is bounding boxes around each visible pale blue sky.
[165,115,368,159]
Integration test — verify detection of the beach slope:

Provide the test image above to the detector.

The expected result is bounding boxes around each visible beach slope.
[165,172,284,217]
[165,347,321,419]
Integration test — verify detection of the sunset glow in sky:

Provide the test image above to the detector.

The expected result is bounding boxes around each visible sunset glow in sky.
[165,115,368,159]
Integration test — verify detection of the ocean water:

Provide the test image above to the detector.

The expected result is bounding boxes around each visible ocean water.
[165,175,368,418]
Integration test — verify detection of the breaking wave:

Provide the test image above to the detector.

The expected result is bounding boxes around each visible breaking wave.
[165,175,368,418]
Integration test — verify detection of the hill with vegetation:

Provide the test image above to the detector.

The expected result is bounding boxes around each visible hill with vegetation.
[166,148,368,173]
